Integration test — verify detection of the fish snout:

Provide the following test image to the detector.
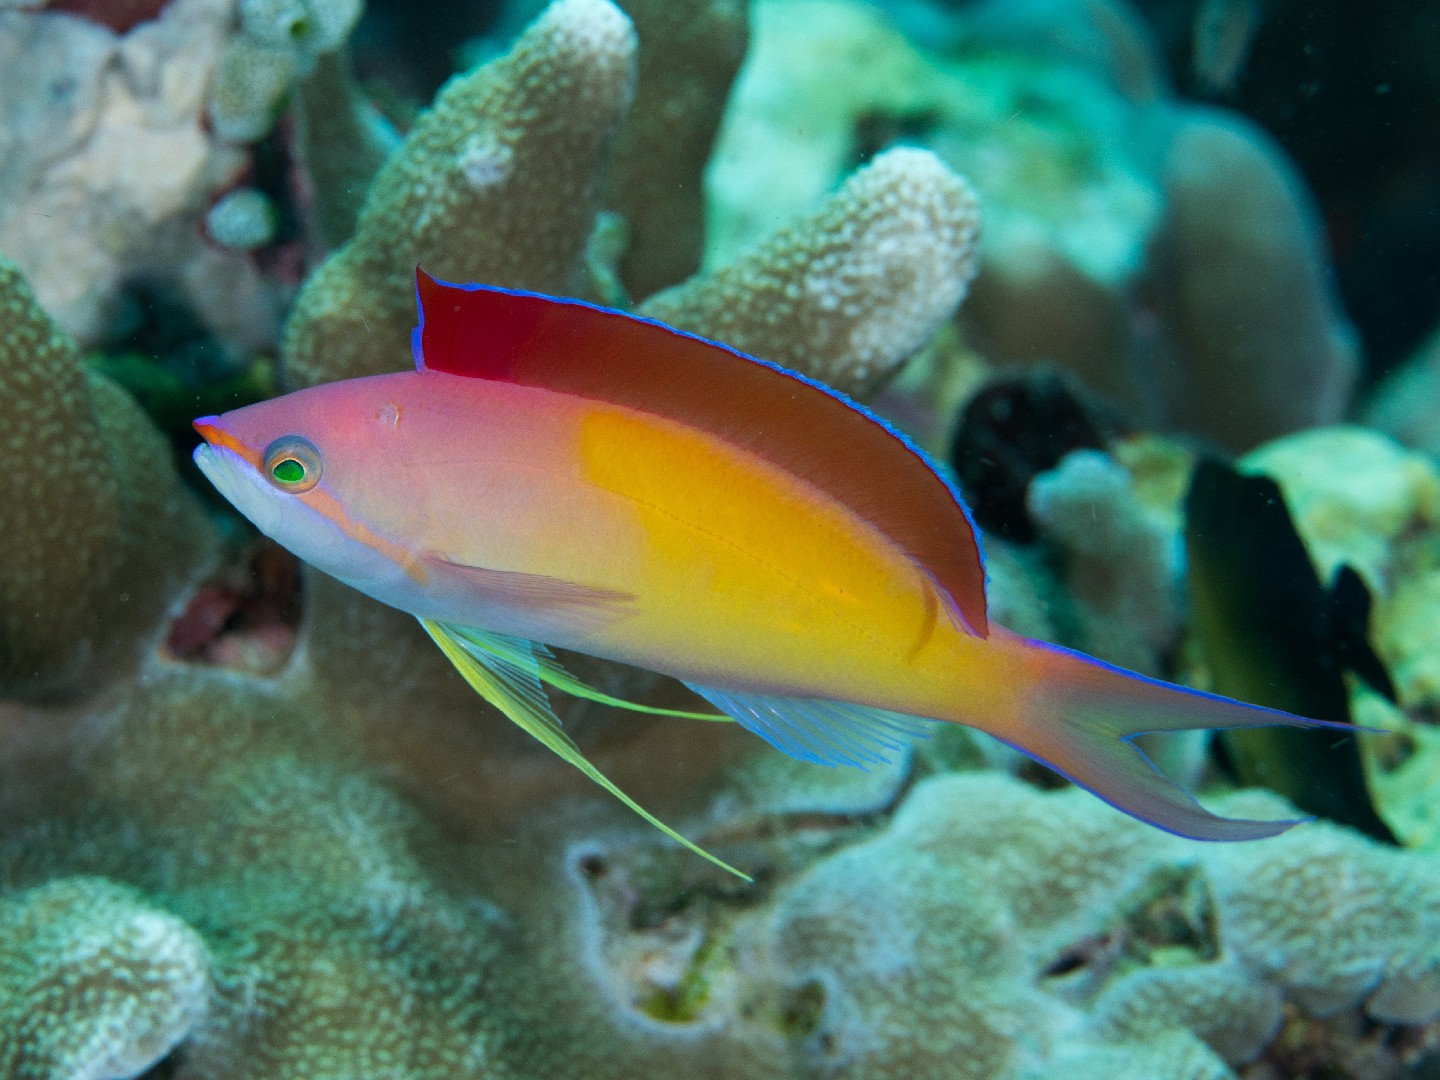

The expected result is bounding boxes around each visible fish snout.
[193,416,224,446]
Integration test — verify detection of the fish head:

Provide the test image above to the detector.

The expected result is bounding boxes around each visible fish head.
[193,378,423,595]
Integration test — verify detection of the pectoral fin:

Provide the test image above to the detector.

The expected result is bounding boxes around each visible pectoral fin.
[422,554,633,636]
[420,619,749,880]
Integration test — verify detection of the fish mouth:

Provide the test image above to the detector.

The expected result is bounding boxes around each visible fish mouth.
[192,438,283,536]
[193,416,261,468]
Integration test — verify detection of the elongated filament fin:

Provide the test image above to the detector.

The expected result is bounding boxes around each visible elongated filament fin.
[440,622,730,721]
[421,619,750,880]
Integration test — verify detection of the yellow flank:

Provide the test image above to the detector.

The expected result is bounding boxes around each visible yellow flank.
[575,403,993,715]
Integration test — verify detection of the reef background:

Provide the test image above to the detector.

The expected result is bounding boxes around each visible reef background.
[3,0,1440,1078]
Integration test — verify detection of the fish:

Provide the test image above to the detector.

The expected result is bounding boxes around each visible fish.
[1192,0,1261,96]
[192,270,1362,879]
[1184,457,1395,843]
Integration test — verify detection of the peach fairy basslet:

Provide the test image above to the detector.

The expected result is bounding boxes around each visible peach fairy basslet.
[192,270,1359,879]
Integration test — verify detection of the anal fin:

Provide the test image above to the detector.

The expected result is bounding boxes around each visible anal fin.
[681,683,933,769]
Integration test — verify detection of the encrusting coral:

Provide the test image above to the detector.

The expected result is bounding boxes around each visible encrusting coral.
[5,0,1440,1077]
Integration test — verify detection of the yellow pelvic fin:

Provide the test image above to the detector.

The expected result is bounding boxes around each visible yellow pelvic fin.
[441,623,730,721]
[420,619,750,881]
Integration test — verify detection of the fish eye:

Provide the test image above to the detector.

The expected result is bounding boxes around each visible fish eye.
[262,436,322,493]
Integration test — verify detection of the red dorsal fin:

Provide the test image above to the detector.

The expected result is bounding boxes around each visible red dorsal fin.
[413,268,989,636]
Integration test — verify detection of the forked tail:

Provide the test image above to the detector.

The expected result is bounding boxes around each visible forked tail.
[997,637,1372,840]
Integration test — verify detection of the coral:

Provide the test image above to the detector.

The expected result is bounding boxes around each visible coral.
[1239,426,1440,717]
[1090,963,1284,1065]
[205,187,279,251]
[283,0,640,389]
[0,877,211,1080]
[603,0,748,299]
[1242,426,1440,589]
[0,258,213,696]
[1367,323,1440,459]
[0,0,280,355]
[206,0,366,145]
[1206,792,1440,1024]
[1152,109,1359,452]
[5,0,1440,1075]
[706,0,1164,410]
[1022,1033,1236,1080]
[706,0,1358,449]
[1214,425,1440,852]
[1027,447,1183,674]
[290,50,401,251]
[207,35,296,143]
[718,775,1440,1078]
[640,147,980,396]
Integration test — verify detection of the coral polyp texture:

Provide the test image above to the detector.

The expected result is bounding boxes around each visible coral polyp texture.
[283,0,642,389]
[2,0,1438,1077]
[706,0,1358,451]
[0,877,211,1080]
[0,257,213,696]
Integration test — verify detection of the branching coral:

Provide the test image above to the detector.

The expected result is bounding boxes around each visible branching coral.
[1026,447,1184,675]
[1152,109,1358,451]
[207,0,366,143]
[0,258,213,697]
[706,0,1359,450]
[603,0,748,299]
[283,0,639,389]
[641,146,980,395]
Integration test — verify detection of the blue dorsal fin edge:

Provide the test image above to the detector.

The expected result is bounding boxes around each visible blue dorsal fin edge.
[411,268,989,594]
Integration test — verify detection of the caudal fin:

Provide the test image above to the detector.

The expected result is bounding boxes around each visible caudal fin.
[1000,639,1372,841]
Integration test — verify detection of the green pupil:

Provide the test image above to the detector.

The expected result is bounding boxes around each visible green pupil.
[272,458,306,484]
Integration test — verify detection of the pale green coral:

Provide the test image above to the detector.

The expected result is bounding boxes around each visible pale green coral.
[0,877,210,1080]
[1242,425,1440,589]
[283,0,639,389]
[0,258,213,696]
[641,146,980,396]
[604,0,748,298]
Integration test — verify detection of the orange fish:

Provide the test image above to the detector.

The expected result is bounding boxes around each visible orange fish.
[192,271,1357,877]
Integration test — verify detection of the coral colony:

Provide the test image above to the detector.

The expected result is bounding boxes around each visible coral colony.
[3,0,1440,1078]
